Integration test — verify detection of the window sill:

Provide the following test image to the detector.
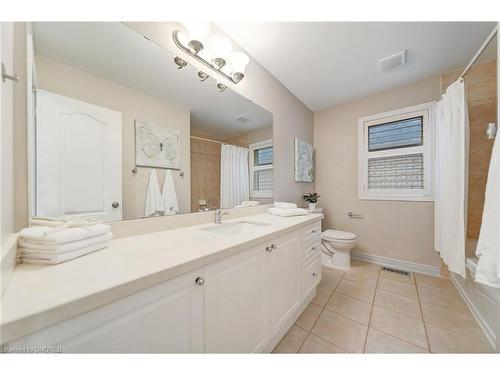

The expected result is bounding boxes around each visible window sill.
[359,194,434,202]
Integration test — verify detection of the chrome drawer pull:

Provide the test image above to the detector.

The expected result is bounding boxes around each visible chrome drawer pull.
[195,277,205,286]
[266,246,272,252]
[271,244,278,249]
[312,272,318,277]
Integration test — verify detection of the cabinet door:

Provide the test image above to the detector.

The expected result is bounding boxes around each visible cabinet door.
[269,232,301,333]
[10,271,205,353]
[204,245,270,353]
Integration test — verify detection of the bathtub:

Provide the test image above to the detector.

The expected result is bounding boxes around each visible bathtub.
[451,239,500,351]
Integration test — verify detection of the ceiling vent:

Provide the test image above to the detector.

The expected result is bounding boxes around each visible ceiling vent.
[378,50,407,72]
[234,114,250,123]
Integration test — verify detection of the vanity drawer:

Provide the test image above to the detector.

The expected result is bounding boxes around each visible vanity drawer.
[302,254,321,297]
[302,222,321,244]
[302,239,320,264]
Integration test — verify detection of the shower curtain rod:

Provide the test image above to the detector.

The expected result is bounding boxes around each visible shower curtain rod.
[190,135,224,145]
[460,25,498,79]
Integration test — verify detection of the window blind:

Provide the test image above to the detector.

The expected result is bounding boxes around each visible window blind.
[368,116,423,151]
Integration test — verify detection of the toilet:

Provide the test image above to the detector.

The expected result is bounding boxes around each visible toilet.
[321,229,357,269]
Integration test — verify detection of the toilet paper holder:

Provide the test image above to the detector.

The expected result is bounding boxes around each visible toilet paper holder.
[348,211,363,219]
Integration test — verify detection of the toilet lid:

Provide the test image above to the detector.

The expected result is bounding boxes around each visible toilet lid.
[322,229,357,241]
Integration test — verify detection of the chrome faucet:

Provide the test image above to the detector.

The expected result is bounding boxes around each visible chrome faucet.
[215,209,229,224]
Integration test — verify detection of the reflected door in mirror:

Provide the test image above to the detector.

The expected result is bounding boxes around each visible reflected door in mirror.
[35,90,123,221]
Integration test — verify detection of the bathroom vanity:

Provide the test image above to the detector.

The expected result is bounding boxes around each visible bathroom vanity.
[1,212,323,353]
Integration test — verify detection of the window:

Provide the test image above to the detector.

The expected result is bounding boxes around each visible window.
[249,140,273,197]
[358,102,434,201]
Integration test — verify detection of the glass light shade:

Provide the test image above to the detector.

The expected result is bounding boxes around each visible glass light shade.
[228,51,249,74]
[206,34,232,58]
[183,23,210,43]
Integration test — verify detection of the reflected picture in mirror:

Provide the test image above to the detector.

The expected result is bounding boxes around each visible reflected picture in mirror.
[29,22,273,222]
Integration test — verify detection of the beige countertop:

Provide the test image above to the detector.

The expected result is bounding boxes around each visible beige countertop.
[0,212,323,344]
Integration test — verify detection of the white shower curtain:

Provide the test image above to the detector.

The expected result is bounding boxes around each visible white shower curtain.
[475,132,500,288]
[220,144,250,209]
[434,79,468,278]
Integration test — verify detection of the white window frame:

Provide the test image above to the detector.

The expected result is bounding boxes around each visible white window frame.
[249,139,273,198]
[358,102,435,202]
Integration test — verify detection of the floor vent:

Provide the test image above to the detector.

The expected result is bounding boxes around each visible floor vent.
[382,266,410,276]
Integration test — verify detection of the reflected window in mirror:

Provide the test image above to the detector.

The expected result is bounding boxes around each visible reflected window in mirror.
[250,140,273,198]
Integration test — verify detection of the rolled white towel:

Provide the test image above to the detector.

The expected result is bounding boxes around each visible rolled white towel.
[19,232,113,253]
[268,207,308,217]
[19,241,110,265]
[274,202,297,210]
[19,224,111,244]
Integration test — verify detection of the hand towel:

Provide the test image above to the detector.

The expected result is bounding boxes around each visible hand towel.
[19,241,110,265]
[145,170,163,217]
[475,132,500,288]
[19,223,111,244]
[267,207,308,217]
[274,202,297,210]
[19,232,113,253]
[161,170,179,215]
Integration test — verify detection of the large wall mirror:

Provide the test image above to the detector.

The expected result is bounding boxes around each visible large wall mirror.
[29,22,273,222]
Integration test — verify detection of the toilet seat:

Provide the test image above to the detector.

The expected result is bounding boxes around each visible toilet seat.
[322,229,357,241]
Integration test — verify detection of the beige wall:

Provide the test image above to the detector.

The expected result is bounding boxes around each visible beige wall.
[35,54,191,219]
[125,23,315,206]
[314,76,442,267]
[441,60,497,240]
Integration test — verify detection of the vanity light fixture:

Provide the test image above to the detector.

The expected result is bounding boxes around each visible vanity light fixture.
[174,56,187,69]
[217,82,227,92]
[172,23,249,89]
[197,70,209,81]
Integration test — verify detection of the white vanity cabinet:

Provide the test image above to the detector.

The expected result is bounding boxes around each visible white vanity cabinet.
[7,270,206,353]
[204,231,301,353]
[204,243,270,353]
[5,218,322,353]
[268,232,301,335]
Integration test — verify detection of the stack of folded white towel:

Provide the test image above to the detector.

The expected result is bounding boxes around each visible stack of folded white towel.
[234,200,260,208]
[18,218,112,265]
[267,202,308,217]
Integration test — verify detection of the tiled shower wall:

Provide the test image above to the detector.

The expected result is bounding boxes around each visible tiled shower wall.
[441,60,497,239]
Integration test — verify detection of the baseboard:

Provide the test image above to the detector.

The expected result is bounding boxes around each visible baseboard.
[351,251,441,277]
[451,273,497,351]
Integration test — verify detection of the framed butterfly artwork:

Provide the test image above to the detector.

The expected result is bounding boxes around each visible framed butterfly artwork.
[135,120,181,169]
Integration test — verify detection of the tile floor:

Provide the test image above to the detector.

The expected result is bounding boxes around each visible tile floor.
[272,260,493,353]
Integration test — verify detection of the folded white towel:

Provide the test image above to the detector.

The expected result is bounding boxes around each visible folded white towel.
[19,223,111,244]
[19,232,113,253]
[274,202,297,210]
[19,241,110,265]
[268,207,308,217]
[235,201,260,208]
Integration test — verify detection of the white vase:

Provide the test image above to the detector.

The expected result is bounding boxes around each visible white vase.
[308,202,317,210]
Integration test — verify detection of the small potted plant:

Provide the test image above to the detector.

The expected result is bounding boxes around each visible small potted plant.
[303,192,320,210]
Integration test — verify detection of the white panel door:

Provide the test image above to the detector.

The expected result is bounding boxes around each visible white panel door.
[269,232,301,334]
[36,89,122,221]
[204,244,270,353]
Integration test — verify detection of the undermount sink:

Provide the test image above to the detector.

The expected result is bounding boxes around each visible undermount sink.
[200,221,271,236]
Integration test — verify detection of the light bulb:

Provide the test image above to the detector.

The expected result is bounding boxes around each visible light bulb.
[229,51,249,82]
[183,22,210,43]
[182,23,210,54]
[207,34,232,58]
[206,34,232,70]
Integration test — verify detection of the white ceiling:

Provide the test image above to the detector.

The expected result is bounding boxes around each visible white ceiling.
[219,22,497,111]
[33,22,272,138]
